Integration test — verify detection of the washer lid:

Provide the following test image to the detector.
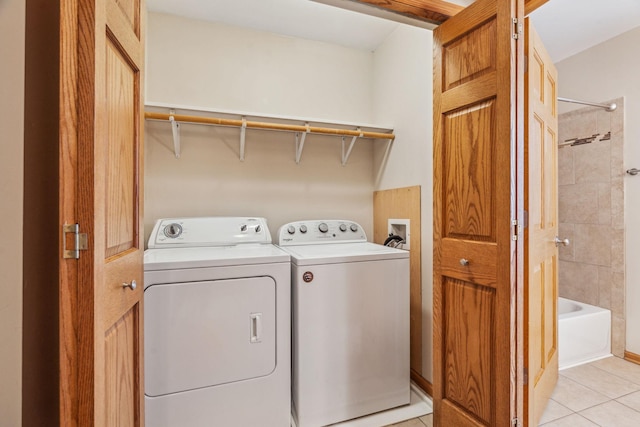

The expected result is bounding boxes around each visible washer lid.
[144,244,290,271]
[279,242,409,265]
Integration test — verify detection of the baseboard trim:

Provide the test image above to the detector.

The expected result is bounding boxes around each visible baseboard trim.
[625,351,640,366]
[410,369,433,397]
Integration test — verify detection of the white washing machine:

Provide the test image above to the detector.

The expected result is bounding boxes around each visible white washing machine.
[144,217,291,427]
[278,220,410,427]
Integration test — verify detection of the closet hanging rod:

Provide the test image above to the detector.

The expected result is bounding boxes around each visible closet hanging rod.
[144,112,396,140]
[557,97,617,112]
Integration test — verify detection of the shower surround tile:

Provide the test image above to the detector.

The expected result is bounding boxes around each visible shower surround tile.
[597,183,611,225]
[612,314,626,357]
[559,260,598,306]
[558,109,598,143]
[574,141,610,184]
[573,224,611,267]
[558,223,575,261]
[558,147,574,186]
[597,267,612,310]
[557,98,625,353]
[558,184,598,224]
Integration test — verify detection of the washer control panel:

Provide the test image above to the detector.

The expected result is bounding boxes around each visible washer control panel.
[148,217,271,248]
[278,220,367,246]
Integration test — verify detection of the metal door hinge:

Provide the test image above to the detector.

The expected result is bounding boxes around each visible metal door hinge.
[512,418,521,427]
[512,219,519,241]
[512,18,522,39]
[63,223,88,259]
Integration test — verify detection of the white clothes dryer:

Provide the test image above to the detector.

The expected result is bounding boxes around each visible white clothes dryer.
[278,220,410,427]
[144,217,290,427]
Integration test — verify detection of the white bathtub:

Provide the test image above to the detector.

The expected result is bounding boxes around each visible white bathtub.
[558,297,612,369]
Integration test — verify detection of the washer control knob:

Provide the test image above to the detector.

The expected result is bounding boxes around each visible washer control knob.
[163,223,183,239]
[300,225,308,233]
[287,225,296,235]
[350,224,358,232]
[339,223,347,232]
[255,225,262,233]
[240,224,248,232]
[318,223,329,233]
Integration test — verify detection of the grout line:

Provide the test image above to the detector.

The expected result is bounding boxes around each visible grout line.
[614,398,640,415]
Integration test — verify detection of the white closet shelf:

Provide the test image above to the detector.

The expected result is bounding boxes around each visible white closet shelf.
[144,103,395,165]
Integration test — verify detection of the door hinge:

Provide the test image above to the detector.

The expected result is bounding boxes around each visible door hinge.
[512,17,522,39]
[512,418,521,427]
[512,219,519,241]
[63,223,88,259]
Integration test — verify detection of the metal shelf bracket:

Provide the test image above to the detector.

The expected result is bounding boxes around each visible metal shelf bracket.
[169,110,181,158]
[341,129,362,166]
[240,117,247,161]
[295,123,310,164]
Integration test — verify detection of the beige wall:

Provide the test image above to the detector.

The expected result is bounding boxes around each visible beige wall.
[0,0,25,423]
[372,25,434,381]
[556,27,640,355]
[145,13,378,241]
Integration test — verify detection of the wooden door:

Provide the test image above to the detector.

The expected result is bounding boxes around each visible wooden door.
[432,0,524,425]
[523,18,559,427]
[60,0,145,425]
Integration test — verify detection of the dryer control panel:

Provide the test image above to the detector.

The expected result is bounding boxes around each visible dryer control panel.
[148,217,271,248]
[278,220,367,246]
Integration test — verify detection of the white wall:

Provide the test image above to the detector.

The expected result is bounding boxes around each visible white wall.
[372,25,434,380]
[0,0,24,423]
[145,12,378,240]
[555,26,640,355]
[146,12,374,123]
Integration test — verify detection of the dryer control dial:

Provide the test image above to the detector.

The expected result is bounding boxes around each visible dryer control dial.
[318,223,329,233]
[163,223,183,239]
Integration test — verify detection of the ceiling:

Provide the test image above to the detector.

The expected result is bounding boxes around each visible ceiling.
[146,0,640,62]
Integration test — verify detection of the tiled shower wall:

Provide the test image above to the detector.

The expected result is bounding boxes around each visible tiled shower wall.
[558,97,625,356]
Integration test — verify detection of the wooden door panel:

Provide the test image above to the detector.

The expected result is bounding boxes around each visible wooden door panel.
[444,279,495,424]
[61,0,145,424]
[443,19,497,91]
[114,0,141,35]
[434,0,523,426]
[105,309,140,426]
[105,38,138,258]
[444,99,496,241]
[524,18,558,426]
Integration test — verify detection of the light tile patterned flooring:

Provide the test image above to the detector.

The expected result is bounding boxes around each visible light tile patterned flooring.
[389,356,640,427]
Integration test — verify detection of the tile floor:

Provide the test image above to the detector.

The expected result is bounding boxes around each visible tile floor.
[389,356,640,427]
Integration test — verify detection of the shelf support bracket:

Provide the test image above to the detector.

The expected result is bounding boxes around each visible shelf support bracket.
[169,110,181,158]
[240,117,247,161]
[295,123,310,164]
[341,129,362,166]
